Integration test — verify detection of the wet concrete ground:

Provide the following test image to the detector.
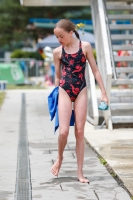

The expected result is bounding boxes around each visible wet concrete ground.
[0,89,132,200]
[85,125,133,197]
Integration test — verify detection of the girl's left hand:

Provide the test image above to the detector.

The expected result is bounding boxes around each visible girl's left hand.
[101,93,108,105]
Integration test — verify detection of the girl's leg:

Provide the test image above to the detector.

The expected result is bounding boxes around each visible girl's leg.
[51,87,72,176]
[74,87,89,183]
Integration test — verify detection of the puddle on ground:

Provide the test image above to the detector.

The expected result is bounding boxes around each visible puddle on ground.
[98,139,133,162]
[98,139,133,196]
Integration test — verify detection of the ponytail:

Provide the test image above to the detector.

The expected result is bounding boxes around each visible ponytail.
[74,30,80,40]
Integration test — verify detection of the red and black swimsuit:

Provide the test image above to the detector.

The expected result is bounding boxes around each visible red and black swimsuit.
[59,40,86,102]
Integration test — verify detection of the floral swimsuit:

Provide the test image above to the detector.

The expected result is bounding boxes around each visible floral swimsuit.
[59,40,86,102]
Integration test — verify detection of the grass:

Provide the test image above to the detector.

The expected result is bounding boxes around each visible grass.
[98,156,117,177]
[7,84,45,90]
[98,156,107,165]
[110,171,117,178]
[0,92,6,108]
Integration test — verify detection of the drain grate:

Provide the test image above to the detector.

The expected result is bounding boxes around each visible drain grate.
[15,93,32,200]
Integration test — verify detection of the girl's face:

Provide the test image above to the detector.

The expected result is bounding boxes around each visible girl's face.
[54,28,73,46]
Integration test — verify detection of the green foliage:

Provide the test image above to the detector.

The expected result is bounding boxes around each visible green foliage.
[0,0,29,47]
[11,49,43,60]
[93,49,97,60]
[99,156,107,165]
[110,172,117,178]
[0,0,91,49]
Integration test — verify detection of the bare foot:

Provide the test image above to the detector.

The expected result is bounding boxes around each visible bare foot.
[78,176,89,183]
[77,171,89,183]
[51,159,62,176]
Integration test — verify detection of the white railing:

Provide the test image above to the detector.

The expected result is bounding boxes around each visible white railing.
[86,61,99,126]
[90,0,113,130]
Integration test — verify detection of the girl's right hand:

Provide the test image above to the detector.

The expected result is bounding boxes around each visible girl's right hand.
[100,93,108,105]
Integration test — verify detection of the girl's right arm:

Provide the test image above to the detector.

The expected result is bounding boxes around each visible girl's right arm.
[53,48,61,86]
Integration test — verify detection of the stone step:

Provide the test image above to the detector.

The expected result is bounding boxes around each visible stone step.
[111,34,133,40]
[110,103,133,110]
[110,24,133,30]
[108,14,133,20]
[112,79,133,85]
[112,116,133,123]
[107,5,133,10]
[114,56,133,62]
[107,0,133,1]
[113,45,133,51]
[115,67,133,73]
[111,91,133,97]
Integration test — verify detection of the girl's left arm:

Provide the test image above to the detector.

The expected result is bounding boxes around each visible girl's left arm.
[85,42,108,104]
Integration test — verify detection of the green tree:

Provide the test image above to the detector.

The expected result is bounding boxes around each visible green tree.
[0,0,91,50]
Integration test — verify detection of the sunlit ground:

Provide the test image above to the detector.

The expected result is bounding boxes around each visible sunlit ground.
[0,92,6,108]
[6,84,46,90]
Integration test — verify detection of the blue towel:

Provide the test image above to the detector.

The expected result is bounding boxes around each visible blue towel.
[47,87,59,121]
[47,86,75,133]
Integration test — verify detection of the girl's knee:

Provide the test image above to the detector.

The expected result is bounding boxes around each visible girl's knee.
[75,129,84,141]
[59,129,69,139]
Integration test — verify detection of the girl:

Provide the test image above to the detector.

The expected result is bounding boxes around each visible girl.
[51,19,108,183]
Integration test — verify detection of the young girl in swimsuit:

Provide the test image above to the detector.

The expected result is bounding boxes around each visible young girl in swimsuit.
[51,19,108,183]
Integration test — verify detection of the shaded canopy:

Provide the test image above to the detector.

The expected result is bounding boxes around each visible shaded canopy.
[37,30,95,49]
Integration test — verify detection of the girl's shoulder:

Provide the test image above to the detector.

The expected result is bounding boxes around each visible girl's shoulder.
[81,41,92,49]
[53,46,62,54]
[81,41,93,56]
[53,46,62,59]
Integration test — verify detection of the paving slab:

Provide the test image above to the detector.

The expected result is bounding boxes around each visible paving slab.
[26,91,131,200]
[0,92,21,199]
[0,90,132,200]
[84,122,133,197]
